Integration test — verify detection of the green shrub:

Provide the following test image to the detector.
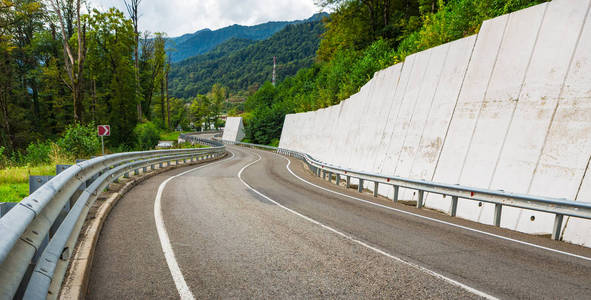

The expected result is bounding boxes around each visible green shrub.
[24,141,52,166]
[269,138,280,147]
[134,122,161,150]
[58,123,101,159]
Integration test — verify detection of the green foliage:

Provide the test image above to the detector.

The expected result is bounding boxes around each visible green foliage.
[134,122,161,150]
[160,131,181,141]
[169,20,326,98]
[0,183,28,203]
[24,142,52,166]
[58,123,101,159]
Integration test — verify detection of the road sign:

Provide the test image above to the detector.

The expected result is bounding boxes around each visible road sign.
[98,125,110,156]
[98,125,110,136]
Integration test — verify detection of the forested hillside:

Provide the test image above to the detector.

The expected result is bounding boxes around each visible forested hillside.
[168,13,328,62]
[242,0,550,145]
[169,20,325,98]
[0,0,205,168]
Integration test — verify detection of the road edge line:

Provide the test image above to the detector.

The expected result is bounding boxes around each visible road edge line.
[154,151,235,300]
[59,152,230,299]
[237,151,498,300]
[278,153,591,263]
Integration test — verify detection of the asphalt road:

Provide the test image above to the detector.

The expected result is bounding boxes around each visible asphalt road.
[87,145,591,299]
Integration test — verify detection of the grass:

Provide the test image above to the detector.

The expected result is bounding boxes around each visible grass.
[178,142,208,149]
[0,183,28,203]
[0,164,65,203]
[160,131,188,141]
[0,164,58,185]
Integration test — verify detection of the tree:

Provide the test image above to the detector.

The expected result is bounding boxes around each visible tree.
[86,8,138,145]
[139,31,161,120]
[124,0,142,120]
[49,0,87,122]
[210,83,227,122]
[152,32,166,126]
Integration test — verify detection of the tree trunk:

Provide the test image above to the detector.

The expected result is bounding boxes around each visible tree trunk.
[92,78,97,122]
[166,67,170,129]
[134,28,140,120]
[160,78,165,125]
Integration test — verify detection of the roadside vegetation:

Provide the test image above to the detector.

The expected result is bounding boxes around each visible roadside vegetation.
[0,122,206,202]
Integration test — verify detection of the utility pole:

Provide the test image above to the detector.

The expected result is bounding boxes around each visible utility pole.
[272,56,277,86]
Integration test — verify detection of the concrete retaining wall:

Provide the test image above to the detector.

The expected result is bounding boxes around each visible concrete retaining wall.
[222,117,245,142]
[278,0,591,247]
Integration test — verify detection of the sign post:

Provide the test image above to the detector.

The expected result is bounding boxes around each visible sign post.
[97,125,110,156]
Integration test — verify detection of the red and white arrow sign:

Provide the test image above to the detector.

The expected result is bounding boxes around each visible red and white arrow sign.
[98,125,110,137]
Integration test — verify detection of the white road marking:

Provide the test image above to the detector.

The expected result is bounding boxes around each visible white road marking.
[237,151,498,300]
[154,151,235,300]
[276,152,591,263]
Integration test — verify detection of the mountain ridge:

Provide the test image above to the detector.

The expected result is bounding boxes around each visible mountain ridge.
[167,13,328,63]
[169,20,326,98]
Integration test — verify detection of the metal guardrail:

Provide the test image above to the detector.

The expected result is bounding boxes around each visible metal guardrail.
[180,133,225,147]
[0,145,226,299]
[218,138,591,242]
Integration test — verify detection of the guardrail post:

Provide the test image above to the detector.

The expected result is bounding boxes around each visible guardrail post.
[336,174,341,185]
[124,172,129,179]
[328,172,332,183]
[134,169,139,176]
[346,176,351,189]
[417,190,424,208]
[393,185,399,202]
[322,170,326,180]
[358,179,363,193]
[373,182,378,197]
[450,196,458,217]
[143,167,147,173]
[494,204,502,227]
[552,214,564,241]
[159,162,163,168]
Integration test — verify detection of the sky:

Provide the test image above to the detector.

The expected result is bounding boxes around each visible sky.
[91,0,324,37]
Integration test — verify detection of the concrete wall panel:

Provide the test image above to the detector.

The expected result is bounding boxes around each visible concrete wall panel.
[456,4,548,225]
[375,58,415,178]
[537,4,591,245]
[222,117,245,142]
[490,0,591,234]
[412,36,476,212]
[381,50,432,185]
[367,64,404,173]
[396,44,449,200]
[430,14,509,218]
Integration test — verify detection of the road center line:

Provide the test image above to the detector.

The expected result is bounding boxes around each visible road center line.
[237,151,497,300]
[275,151,591,263]
[154,151,235,300]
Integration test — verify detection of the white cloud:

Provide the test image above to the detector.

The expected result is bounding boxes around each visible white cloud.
[90,0,323,37]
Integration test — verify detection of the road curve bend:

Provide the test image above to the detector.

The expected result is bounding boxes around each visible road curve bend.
[87,145,591,299]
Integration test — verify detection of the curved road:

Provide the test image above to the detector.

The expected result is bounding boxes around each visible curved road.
[87,145,591,299]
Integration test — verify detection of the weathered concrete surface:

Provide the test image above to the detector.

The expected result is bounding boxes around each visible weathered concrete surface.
[279,0,591,247]
[222,117,245,142]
